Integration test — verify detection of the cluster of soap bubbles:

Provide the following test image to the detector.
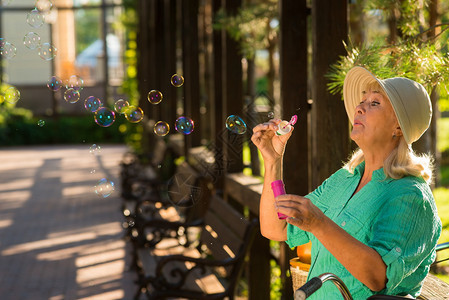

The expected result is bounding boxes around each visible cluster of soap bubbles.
[47,74,84,104]
[148,73,249,137]
[148,74,195,137]
[47,74,144,128]
[0,1,57,60]
[115,99,145,124]
[85,96,145,127]
[27,1,57,60]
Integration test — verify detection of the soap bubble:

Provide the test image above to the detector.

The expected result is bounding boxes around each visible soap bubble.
[225,115,247,134]
[5,86,20,104]
[47,76,63,91]
[170,74,184,87]
[147,90,162,104]
[0,38,6,50]
[64,88,80,104]
[89,144,101,155]
[84,96,102,112]
[27,8,44,28]
[267,111,274,119]
[23,32,41,49]
[94,107,116,127]
[94,178,115,198]
[175,116,194,135]
[38,43,57,60]
[167,173,202,208]
[65,75,83,91]
[37,120,45,127]
[35,0,53,13]
[114,99,129,114]
[154,121,169,136]
[125,106,144,123]
[1,42,16,59]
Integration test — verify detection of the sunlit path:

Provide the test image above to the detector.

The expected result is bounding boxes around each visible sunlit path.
[0,144,136,300]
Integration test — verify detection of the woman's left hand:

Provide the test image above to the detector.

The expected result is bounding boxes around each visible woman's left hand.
[275,194,326,233]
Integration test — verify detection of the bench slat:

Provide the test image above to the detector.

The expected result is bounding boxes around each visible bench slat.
[209,194,248,238]
[418,273,449,300]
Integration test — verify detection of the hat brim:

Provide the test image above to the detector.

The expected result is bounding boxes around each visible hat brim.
[343,67,403,128]
[343,67,381,125]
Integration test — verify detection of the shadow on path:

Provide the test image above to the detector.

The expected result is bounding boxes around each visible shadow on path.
[0,144,137,300]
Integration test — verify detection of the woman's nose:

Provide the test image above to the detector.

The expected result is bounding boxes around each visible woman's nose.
[355,103,365,114]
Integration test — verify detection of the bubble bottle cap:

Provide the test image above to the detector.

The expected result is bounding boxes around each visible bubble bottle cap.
[271,180,289,219]
[275,120,292,136]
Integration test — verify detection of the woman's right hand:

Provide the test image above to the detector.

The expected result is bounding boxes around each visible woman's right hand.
[251,119,294,164]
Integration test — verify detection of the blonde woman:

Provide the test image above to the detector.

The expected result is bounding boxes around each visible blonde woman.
[251,66,442,299]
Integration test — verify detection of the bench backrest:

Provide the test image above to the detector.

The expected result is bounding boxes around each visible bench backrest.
[164,161,213,222]
[199,194,259,291]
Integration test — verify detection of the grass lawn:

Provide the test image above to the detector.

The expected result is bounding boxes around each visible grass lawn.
[434,186,449,283]
[434,117,449,282]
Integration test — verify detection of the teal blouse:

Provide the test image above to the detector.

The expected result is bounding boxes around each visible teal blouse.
[286,162,442,299]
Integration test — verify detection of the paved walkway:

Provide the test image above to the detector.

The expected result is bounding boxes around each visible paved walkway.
[0,144,137,300]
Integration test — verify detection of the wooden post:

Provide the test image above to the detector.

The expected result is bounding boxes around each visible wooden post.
[311,0,349,188]
[162,0,177,127]
[137,0,155,156]
[182,0,202,152]
[212,0,225,191]
[222,0,244,174]
[246,58,261,177]
[248,213,271,300]
[154,0,165,122]
[279,1,309,298]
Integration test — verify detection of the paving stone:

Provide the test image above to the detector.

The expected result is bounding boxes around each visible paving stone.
[0,145,137,300]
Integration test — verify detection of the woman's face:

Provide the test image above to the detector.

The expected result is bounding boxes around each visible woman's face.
[350,88,399,149]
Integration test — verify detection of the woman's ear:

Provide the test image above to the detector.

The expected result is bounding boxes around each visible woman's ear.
[394,127,403,137]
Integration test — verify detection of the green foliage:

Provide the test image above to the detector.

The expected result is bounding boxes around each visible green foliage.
[327,1,449,97]
[117,0,142,154]
[270,259,282,299]
[440,95,449,112]
[434,187,449,241]
[213,0,278,59]
[0,108,132,146]
[365,0,429,37]
[327,38,449,96]
[440,165,449,187]
[75,8,101,56]
[437,118,449,153]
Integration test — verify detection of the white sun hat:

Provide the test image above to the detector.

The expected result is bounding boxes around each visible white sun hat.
[343,66,432,144]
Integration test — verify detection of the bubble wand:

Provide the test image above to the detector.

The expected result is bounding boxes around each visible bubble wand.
[276,114,298,136]
[283,114,298,128]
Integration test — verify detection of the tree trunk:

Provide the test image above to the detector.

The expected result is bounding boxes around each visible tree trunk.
[311,0,350,188]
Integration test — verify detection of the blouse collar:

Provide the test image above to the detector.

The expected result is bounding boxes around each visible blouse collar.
[351,161,394,184]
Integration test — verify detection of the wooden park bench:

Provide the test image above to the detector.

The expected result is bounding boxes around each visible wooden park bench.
[120,139,179,239]
[126,161,215,269]
[418,241,449,299]
[133,193,259,300]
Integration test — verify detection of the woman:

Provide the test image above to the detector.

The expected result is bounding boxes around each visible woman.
[251,66,442,299]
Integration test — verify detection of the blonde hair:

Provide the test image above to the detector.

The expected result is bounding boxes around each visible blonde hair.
[363,80,388,98]
[343,138,434,184]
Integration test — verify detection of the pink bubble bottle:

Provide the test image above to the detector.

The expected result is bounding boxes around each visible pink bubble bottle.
[271,180,289,219]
